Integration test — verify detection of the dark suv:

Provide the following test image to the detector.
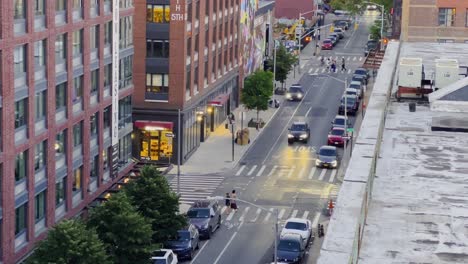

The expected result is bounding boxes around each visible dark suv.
[275,233,306,263]
[164,224,200,260]
[187,199,221,239]
[288,122,310,144]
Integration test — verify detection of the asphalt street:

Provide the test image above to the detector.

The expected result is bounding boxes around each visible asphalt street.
[183,10,380,264]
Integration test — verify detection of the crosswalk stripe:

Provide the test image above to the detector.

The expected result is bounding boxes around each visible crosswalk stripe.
[250,208,262,222]
[247,165,257,176]
[318,169,327,181]
[226,210,235,221]
[334,56,338,60]
[308,167,317,179]
[267,165,278,177]
[347,69,352,74]
[314,68,319,73]
[256,165,266,177]
[353,56,357,61]
[278,209,286,219]
[308,68,313,74]
[221,206,227,215]
[287,166,295,178]
[302,211,309,220]
[297,167,306,179]
[359,57,363,61]
[321,68,326,73]
[264,208,273,222]
[170,179,222,184]
[347,57,351,61]
[291,209,298,218]
[312,212,321,228]
[235,165,246,176]
[329,169,337,183]
[239,206,250,222]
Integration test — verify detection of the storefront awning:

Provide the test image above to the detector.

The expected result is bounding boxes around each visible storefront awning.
[134,120,173,131]
[208,93,230,106]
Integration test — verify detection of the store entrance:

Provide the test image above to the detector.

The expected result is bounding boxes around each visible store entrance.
[139,130,173,162]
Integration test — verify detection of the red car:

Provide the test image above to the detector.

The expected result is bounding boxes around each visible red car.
[327,127,348,147]
[321,39,333,50]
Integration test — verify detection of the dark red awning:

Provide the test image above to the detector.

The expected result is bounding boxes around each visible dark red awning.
[134,120,173,130]
[208,93,230,106]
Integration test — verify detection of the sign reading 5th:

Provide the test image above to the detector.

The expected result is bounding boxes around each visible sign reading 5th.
[171,0,186,21]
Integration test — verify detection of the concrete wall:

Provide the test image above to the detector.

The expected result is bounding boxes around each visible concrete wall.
[317,41,401,264]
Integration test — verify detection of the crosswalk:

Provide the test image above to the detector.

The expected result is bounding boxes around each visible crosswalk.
[168,175,224,204]
[234,164,338,183]
[220,205,322,228]
[316,55,364,62]
[306,55,365,75]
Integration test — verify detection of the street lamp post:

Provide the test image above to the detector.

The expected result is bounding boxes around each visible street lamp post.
[210,196,280,264]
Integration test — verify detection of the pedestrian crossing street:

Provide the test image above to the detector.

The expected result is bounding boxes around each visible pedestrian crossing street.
[316,55,365,62]
[220,205,322,228]
[307,55,365,75]
[235,164,338,183]
[169,174,224,204]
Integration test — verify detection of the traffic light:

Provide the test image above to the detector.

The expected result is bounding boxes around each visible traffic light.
[305,36,311,42]
[382,38,388,45]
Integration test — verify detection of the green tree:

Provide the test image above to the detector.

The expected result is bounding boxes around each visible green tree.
[268,44,297,89]
[125,165,187,245]
[369,20,382,40]
[28,219,110,264]
[241,70,274,123]
[87,192,154,264]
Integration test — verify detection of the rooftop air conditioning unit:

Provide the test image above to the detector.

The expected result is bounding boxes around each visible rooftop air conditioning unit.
[398,57,423,88]
[435,59,459,90]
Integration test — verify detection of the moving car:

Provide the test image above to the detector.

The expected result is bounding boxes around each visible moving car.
[364,40,378,56]
[288,122,310,144]
[321,39,333,50]
[338,95,359,115]
[187,199,221,239]
[275,233,306,264]
[354,68,370,82]
[151,249,178,264]
[333,28,344,39]
[367,4,377,10]
[164,224,200,260]
[345,87,361,100]
[328,127,348,147]
[280,218,313,246]
[331,115,350,129]
[315,146,338,169]
[286,85,304,101]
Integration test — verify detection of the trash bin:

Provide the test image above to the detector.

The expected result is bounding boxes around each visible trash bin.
[409,102,416,112]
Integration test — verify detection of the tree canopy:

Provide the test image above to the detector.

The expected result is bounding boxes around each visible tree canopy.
[268,44,297,88]
[87,192,154,264]
[27,219,110,264]
[241,70,274,121]
[124,165,187,245]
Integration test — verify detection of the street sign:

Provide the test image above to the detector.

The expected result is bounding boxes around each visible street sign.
[347,128,354,133]
[165,133,174,138]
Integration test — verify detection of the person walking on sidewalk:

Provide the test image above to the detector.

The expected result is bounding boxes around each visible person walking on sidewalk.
[225,192,231,214]
[341,57,347,72]
[230,190,238,212]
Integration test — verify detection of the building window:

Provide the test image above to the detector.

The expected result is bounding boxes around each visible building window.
[90,25,99,51]
[119,0,133,8]
[146,73,169,101]
[56,82,67,110]
[466,9,468,27]
[119,56,133,89]
[55,130,66,157]
[73,76,83,103]
[439,8,456,26]
[72,0,83,15]
[90,155,99,181]
[147,39,169,58]
[187,3,192,22]
[118,134,132,165]
[73,122,83,147]
[55,177,66,205]
[35,191,46,222]
[15,99,27,129]
[147,4,170,23]
[91,70,99,94]
[104,64,112,87]
[72,166,82,192]
[103,106,111,129]
[15,203,27,236]
[56,0,66,11]
[104,22,112,46]
[14,45,27,78]
[35,0,45,16]
[55,34,67,63]
[90,0,99,17]
[118,96,132,128]
[35,90,47,121]
[34,40,46,67]
[15,150,28,182]
[14,0,26,20]
[90,112,98,136]
[119,16,133,49]
[35,140,47,172]
[72,30,83,57]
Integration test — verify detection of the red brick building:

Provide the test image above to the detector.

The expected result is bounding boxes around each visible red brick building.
[132,0,243,164]
[274,0,318,20]
[0,0,135,262]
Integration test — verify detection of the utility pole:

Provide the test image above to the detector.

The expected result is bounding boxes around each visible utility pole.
[177,108,181,195]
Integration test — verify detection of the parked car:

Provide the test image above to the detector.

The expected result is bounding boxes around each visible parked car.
[286,85,304,101]
[352,74,367,86]
[364,40,378,56]
[338,95,359,115]
[275,233,306,264]
[337,21,349,30]
[331,115,351,130]
[328,127,348,147]
[321,39,333,50]
[288,122,310,144]
[315,146,338,169]
[333,28,344,39]
[280,218,313,246]
[328,34,340,45]
[164,224,200,260]
[345,87,361,100]
[349,81,364,96]
[151,249,178,264]
[327,35,338,46]
[354,68,370,81]
[187,199,221,239]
